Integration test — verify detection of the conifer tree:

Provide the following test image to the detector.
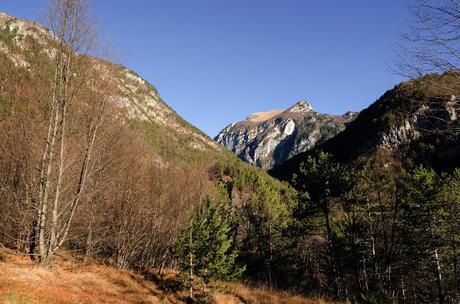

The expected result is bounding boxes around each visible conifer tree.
[439,169,460,300]
[176,198,245,297]
[293,151,349,295]
[400,166,447,304]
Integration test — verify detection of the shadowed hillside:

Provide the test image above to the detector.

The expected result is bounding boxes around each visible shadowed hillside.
[270,71,460,181]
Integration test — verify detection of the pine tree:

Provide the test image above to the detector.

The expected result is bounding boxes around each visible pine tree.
[176,198,245,297]
[293,151,349,295]
[439,169,460,301]
[400,166,446,304]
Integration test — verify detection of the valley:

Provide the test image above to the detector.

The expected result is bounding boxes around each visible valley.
[0,1,459,303]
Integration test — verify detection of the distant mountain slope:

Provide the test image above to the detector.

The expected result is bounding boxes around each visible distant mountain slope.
[215,100,357,169]
[0,11,220,165]
[270,72,460,181]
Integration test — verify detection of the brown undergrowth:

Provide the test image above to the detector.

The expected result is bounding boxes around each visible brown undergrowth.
[0,249,339,304]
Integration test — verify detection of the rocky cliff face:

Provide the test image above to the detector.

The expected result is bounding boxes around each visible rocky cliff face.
[215,100,357,169]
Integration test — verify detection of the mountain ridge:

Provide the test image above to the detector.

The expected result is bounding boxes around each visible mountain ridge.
[0,11,220,160]
[270,71,460,181]
[215,100,357,169]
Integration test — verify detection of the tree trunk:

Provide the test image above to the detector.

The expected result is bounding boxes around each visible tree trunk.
[189,227,194,299]
[434,249,445,304]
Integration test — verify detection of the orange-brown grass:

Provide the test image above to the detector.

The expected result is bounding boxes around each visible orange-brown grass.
[0,250,167,304]
[0,249,339,304]
[221,282,338,304]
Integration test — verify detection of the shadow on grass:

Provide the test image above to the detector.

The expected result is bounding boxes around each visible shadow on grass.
[140,270,184,294]
[139,270,216,303]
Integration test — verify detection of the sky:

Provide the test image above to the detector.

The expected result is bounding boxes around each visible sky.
[2,1,410,137]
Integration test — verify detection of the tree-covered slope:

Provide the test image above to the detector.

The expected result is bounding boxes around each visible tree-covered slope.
[0,11,223,165]
[270,71,460,181]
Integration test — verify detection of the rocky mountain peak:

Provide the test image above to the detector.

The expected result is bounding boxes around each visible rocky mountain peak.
[288,100,314,113]
[216,100,357,169]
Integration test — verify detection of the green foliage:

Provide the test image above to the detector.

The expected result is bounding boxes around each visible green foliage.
[213,159,297,285]
[285,150,460,302]
[359,285,397,304]
[0,94,13,116]
[293,151,349,234]
[176,198,245,285]
[214,158,296,237]
[129,119,204,164]
[0,27,18,46]
[399,166,444,263]
[1,292,35,304]
[296,151,348,201]
[289,151,353,293]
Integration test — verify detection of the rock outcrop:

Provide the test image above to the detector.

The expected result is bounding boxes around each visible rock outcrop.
[215,100,357,169]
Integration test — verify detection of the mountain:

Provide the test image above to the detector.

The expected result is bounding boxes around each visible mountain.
[215,100,357,169]
[270,71,460,181]
[0,11,221,165]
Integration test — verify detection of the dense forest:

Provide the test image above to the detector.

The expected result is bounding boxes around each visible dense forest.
[0,0,459,303]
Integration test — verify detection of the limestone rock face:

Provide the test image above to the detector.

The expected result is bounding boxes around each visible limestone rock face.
[215,101,357,169]
[288,100,314,113]
[379,95,458,149]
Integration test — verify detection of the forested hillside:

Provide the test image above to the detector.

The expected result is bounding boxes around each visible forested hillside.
[270,71,460,180]
[264,71,460,303]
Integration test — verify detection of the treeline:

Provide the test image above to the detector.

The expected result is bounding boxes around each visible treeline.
[175,149,460,303]
[285,150,460,303]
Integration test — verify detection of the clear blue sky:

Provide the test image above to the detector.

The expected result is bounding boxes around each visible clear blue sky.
[2,1,409,137]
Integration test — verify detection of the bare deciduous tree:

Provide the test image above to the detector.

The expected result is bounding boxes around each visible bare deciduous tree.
[395,0,460,77]
[391,1,460,138]
[31,0,106,265]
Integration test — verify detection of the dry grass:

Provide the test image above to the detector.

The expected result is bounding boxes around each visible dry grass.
[0,251,165,304]
[221,282,337,304]
[0,249,339,304]
[246,110,284,123]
